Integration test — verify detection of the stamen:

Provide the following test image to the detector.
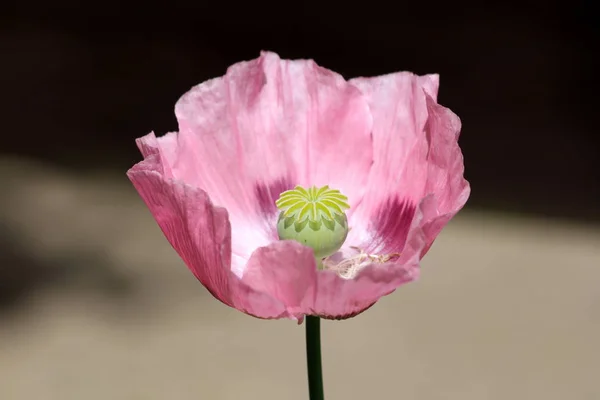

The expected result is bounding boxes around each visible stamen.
[323,246,401,279]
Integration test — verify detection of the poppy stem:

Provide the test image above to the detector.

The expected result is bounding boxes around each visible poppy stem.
[305,315,324,400]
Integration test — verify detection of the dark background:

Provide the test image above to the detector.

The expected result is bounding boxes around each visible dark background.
[0,2,598,310]
[2,2,598,220]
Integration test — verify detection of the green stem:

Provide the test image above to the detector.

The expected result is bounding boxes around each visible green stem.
[305,315,324,400]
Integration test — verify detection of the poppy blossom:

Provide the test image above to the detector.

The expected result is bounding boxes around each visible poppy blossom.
[127,51,469,322]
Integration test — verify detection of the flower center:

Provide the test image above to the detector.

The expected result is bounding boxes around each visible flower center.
[275,185,350,261]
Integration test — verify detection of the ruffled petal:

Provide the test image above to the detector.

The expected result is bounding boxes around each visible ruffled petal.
[241,240,317,321]
[417,95,470,255]
[173,52,374,271]
[312,263,416,319]
[173,76,258,219]
[240,238,416,321]
[173,76,271,275]
[134,131,179,180]
[346,72,468,255]
[312,191,463,320]
[126,151,287,319]
[221,51,373,216]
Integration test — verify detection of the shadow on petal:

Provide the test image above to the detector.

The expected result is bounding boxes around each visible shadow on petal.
[127,167,288,320]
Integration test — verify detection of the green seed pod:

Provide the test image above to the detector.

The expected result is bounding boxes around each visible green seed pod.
[275,185,350,260]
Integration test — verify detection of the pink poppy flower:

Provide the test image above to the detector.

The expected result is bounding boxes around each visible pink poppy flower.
[127,51,470,322]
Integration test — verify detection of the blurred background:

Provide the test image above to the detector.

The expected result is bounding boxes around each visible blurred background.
[1,2,599,399]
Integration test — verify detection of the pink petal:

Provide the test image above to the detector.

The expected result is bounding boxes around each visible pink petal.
[241,240,317,321]
[239,239,415,321]
[127,154,288,319]
[220,51,374,215]
[417,96,471,256]
[346,72,469,255]
[310,194,437,320]
[311,192,456,320]
[173,76,258,219]
[135,131,178,179]
[149,51,374,274]
[312,263,416,319]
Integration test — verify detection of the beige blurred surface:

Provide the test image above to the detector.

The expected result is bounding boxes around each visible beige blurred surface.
[1,157,599,400]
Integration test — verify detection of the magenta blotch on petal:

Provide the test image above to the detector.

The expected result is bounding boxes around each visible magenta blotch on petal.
[254,179,295,218]
[127,51,469,321]
[368,198,416,254]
